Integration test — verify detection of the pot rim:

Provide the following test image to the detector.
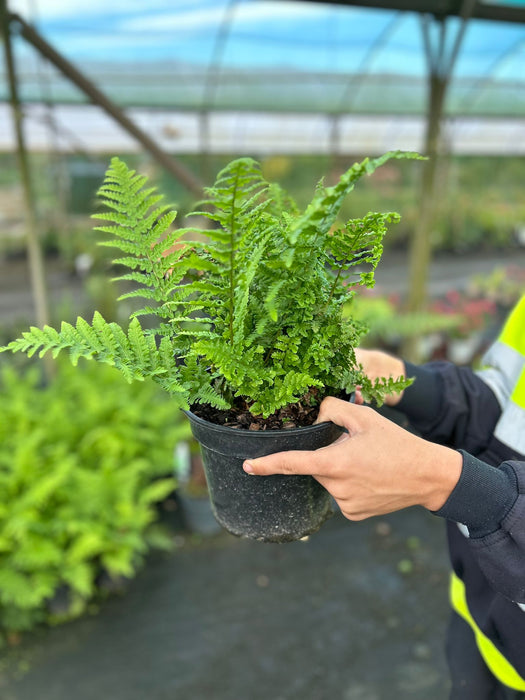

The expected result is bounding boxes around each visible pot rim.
[183,408,336,437]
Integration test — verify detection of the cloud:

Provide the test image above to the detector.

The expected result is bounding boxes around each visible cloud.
[9,0,328,26]
[9,0,193,20]
[120,1,329,33]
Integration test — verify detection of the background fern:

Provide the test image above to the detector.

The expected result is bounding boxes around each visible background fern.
[0,361,191,633]
[1,152,422,417]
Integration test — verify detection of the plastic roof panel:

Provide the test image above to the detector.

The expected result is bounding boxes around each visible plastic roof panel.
[3,0,525,117]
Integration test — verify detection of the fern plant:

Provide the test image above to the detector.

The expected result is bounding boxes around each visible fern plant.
[0,361,190,633]
[1,152,421,419]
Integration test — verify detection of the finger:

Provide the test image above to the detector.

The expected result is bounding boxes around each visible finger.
[314,394,357,424]
[317,432,349,450]
[354,388,364,405]
[316,396,364,433]
[354,348,368,364]
[243,449,328,477]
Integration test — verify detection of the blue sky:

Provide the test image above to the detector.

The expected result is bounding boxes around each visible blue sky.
[9,0,525,81]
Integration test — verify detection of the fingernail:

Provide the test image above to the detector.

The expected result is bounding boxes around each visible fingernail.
[243,461,254,474]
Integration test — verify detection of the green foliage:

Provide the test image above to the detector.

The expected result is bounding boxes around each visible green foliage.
[0,360,190,632]
[1,152,423,417]
[469,265,525,307]
[345,295,463,345]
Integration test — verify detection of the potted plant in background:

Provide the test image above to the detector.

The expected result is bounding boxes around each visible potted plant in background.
[1,152,420,542]
[0,361,190,636]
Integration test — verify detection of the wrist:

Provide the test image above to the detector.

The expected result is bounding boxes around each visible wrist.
[421,444,463,512]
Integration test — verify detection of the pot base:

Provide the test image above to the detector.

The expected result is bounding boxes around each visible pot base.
[210,489,335,543]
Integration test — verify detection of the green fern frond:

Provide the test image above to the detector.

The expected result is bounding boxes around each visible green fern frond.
[287,150,423,248]
[92,156,181,310]
[126,318,153,370]
[232,228,274,345]
[117,288,159,302]
[110,256,147,270]
[2,325,64,359]
[264,280,287,323]
[249,371,322,418]
[190,383,232,410]
[1,152,421,417]
[113,271,156,287]
[128,305,172,322]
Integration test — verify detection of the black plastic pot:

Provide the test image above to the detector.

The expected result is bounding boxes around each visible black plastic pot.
[184,410,343,543]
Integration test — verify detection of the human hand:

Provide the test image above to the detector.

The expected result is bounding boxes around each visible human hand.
[243,397,462,521]
[354,348,406,406]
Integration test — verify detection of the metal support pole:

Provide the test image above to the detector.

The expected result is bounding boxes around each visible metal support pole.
[405,71,447,316]
[1,3,51,338]
[402,1,475,360]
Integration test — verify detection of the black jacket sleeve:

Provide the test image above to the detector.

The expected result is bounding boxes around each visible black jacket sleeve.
[434,452,525,602]
[397,360,518,535]
[397,361,502,455]
[396,361,525,602]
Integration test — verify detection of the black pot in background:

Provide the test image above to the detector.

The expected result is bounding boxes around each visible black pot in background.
[184,410,343,543]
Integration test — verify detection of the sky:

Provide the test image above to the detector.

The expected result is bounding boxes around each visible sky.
[6,0,523,79]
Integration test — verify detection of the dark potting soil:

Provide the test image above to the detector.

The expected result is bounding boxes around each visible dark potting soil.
[192,387,338,430]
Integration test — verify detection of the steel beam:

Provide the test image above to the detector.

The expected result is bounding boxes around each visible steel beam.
[299,0,525,24]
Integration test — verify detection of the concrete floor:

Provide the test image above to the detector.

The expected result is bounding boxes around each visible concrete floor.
[0,508,451,700]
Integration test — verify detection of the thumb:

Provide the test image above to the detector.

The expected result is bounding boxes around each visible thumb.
[243,449,322,476]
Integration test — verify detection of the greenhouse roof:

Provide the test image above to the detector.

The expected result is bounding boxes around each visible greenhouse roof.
[305,0,525,23]
[3,0,525,118]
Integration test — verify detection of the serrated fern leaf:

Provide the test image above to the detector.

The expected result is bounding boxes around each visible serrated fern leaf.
[287,150,423,247]
[190,383,231,410]
[126,318,153,370]
[92,156,181,314]
[1,325,65,359]
[232,227,274,345]
[264,280,287,323]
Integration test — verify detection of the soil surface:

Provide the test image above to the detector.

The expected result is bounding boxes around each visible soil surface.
[193,399,318,430]
[192,388,327,430]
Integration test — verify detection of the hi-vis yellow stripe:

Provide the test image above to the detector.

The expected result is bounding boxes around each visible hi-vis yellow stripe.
[511,369,525,410]
[500,295,525,357]
[450,573,525,691]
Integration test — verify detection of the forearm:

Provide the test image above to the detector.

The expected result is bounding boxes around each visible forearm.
[397,361,502,453]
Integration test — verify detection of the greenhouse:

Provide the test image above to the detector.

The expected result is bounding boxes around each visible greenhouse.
[0,1,524,698]
[1,0,525,156]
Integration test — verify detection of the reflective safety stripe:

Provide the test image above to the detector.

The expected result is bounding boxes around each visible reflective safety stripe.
[450,573,525,691]
[477,295,525,452]
[511,369,525,410]
[500,295,525,357]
